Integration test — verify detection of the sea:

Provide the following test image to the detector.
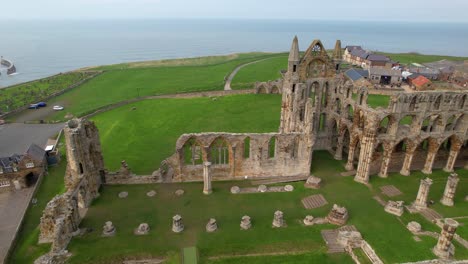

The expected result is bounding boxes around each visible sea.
[1,19,468,88]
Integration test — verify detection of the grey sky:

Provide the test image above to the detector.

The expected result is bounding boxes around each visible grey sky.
[3,0,468,22]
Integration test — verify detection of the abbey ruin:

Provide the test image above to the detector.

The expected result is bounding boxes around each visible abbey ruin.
[35,37,467,263]
[162,37,467,184]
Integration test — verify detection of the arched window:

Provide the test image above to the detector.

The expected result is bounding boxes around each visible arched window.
[322,83,328,107]
[460,95,466,109]
[292,84,296,93]
[319,113,327,131]
[335,98,341,114]
[409,96,417,111]
[79,163,84,174]
[299,107,305,121]
[434,95,442,110]
[291,137,300,159]
[244,137,250,159]
[268,137,276,158]
[183,138,203,165]
[210,138,229,165]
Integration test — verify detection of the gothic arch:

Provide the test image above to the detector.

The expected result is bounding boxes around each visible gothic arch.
[209,137,230,165]
[182,137,204,165]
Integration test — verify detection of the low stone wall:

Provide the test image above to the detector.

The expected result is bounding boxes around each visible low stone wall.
[104,172,160,185]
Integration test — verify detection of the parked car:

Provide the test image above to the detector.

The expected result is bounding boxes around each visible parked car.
[53,105,64,111]
[29,103,39,109]
[0,119,5,125]
[37,102,47,107]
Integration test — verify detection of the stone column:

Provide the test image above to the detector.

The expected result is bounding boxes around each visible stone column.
[413,178,433,210]
[433,218,459,259]
[354,128,377,184]
[345,144,356,171]
[272,211,284,227]
[334,136,344,160]
[422,140,439,174]
[203,162,212,195]
[400,151,415,176]
[444,142,462,173]
[440,173,459,206]
[172,215,184,233]
[378,148,393,178]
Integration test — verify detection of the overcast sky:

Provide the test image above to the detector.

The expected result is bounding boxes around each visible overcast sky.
[3,0,468,22]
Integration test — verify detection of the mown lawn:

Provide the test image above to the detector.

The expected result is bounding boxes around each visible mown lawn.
[231,55,287,90]
[64,151,467,264]
[45,53,280,121]
[91,94,282,175]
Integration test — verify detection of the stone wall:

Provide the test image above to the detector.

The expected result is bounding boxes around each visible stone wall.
[37,119,105,260]
[255,80,283,94]
[163,132,310,182]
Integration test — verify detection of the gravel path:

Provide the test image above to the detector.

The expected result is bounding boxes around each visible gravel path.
[223,58,273,91]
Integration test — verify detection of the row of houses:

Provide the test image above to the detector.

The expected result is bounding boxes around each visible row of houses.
[343,46,396,69]
[343,45,468,90]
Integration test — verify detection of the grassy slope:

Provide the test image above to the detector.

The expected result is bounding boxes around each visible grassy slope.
[0,72,95,113]
[45,53,280,121]
[231,55,287,90]
[91,94,281,174]
[8,160,67,264]
[92,53,272,70]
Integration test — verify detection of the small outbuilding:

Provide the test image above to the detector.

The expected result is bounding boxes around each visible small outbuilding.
[369,67,402,85]
[0,144,47,192]
[409,75,433,91]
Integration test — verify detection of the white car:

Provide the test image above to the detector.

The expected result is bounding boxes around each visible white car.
[53,105,64,111]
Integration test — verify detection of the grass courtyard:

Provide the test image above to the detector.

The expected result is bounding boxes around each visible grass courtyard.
[63,151,467,264]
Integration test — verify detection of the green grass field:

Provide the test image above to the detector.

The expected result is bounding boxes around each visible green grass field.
[62,152,467,264]
[231,55,287,90]
[43,53,280,121]
[90,94,281,174]
[0,71,95,114]
[378,52,468,65]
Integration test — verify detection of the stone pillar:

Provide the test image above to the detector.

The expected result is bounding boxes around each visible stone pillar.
[413,178,433,210]
[172,215,184,233]
[433,218,459,259]
[203,162,212,195]
[378,148,393,178]
[272,211,284,227]
[440,173,459,206]
[354,128,377,184]
[400,151,414,176]
[422,140,439,174]
[345,144,356,171]
[334,136,343,160]
[444,143,462,173]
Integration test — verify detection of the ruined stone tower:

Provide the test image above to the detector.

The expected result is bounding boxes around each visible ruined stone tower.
[64,118,105,207]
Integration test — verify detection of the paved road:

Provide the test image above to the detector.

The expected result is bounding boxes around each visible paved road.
[0,123,64,157]
[0,188,34,264]
[223,58,273,91]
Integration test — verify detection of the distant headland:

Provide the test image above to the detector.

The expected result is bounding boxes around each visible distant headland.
[0,56,17,76]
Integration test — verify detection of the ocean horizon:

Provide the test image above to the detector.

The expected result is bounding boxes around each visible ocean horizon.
[1,18,468,87]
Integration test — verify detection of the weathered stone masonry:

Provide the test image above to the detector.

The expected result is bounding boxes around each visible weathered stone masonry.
[163,37,467,184]
[38,119,105,256]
